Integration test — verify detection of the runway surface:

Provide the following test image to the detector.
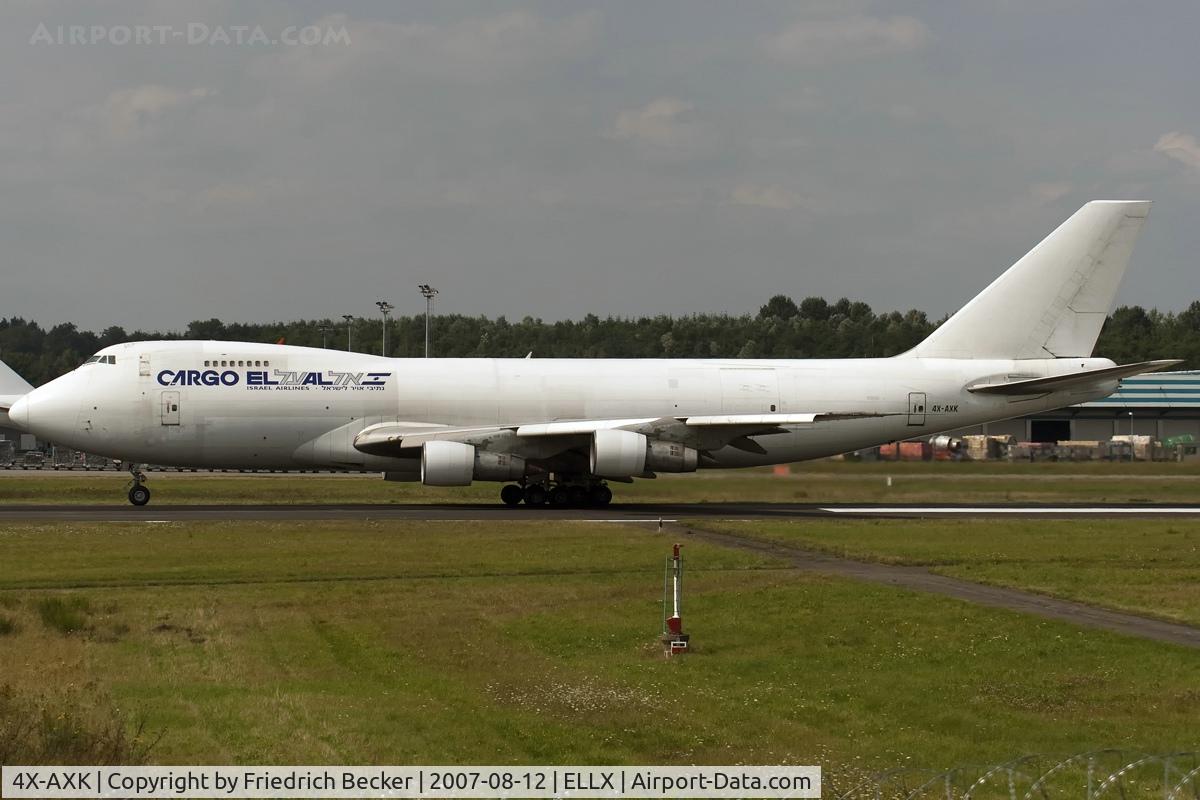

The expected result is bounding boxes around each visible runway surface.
[5,501,1200,521]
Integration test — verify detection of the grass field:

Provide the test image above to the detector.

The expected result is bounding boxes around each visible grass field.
[5,459,1200,504]
[0,519,1197,780]
[702,518,1200,627]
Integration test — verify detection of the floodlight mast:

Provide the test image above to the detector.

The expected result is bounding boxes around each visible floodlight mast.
[342,315,354,351]
[317,325,333,349]
[418,284,439,358]
[375,301,394,357]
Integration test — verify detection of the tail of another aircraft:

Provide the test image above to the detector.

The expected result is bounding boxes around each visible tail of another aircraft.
[0,356,33,429]
[0,356,32,396]
[904,200,1151,359]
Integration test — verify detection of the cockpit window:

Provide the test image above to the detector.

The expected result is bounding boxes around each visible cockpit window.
[83,356,100,365]
[82,355,116,366]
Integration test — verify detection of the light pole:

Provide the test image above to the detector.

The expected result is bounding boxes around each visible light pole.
[1129,410,1135,462]
[317,325,333,348]
[418,284,438,358]
[342,315,354,351]
[375,301,393,356]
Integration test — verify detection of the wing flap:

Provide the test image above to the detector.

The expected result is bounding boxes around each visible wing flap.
[967,359,1182,395]
[515,418,661,437]
[353,411,899,457]
[353,422,519,455]
[683,412,900,426]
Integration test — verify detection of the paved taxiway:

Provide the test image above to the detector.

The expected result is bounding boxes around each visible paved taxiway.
[5,501,1200,521]
[682,525,1200,650]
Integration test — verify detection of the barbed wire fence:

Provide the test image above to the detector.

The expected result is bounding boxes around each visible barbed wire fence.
[830,751,1200,800]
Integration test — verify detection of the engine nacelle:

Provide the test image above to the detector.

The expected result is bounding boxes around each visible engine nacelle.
[590,429,647,477]
[645,440,699,473]
[421,440,475,486]
[473,451,527,481]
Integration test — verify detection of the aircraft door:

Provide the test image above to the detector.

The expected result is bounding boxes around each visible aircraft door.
[161,391,181,426]
[907,392,926,426]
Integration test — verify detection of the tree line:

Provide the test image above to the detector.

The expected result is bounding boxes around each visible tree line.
[2,295,1198,387]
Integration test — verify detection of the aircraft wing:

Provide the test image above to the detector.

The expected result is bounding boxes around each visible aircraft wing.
[966,359,1182,395]
[353,411,901,457]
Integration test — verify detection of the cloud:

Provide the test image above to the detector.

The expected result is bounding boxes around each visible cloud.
[196,182,261,212]
[611,98,695,147]
[1029,181,1072,204]
[1154,131,1200,170]
[731,184,802,210]
[254,10,600,86]
[764,14,930,64]
[101,85,213,142]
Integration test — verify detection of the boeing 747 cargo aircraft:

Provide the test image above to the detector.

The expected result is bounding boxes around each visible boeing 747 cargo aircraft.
[0,201,1178,506]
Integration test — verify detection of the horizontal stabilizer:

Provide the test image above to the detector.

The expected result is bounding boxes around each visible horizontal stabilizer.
[966,359,1182,395]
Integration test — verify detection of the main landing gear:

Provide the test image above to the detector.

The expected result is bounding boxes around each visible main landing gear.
[500,480,612,508]
[126,465,151,506]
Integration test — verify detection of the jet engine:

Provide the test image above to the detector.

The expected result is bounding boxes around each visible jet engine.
[645,439,699,472]
[590,429,647,476]
[590,429,698,477]
[421,440,475,486]
[420,441,529,485]
[473,451,527,481]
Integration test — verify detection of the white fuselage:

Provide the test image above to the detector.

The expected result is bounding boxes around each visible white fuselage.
[12,340,1116,475]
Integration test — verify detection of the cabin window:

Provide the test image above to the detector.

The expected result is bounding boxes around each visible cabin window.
[203,360,210,367]
[263,360,270,367]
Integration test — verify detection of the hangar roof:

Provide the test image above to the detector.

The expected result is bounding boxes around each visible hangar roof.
[1081,370,1200,409]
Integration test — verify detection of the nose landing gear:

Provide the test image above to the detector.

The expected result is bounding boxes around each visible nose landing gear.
[126,465,151,506]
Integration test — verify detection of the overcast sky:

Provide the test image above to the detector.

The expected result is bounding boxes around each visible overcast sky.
[3,1,1199,331]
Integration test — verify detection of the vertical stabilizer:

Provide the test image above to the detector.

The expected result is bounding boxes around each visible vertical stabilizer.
[905,201,1151,359]
[0,356,33,395]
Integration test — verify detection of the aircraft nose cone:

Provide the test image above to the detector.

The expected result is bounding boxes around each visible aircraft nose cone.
[7,395,29,431]
[6,377,83,443]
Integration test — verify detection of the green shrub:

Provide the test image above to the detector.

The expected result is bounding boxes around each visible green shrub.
[36,596,91,635]
[0,615,16,635]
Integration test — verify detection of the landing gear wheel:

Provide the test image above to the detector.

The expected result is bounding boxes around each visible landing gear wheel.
[567,485,588,507]
[500,484,524,507]
[589,484,613,507]
[128,485,151,506]
[549,486,570,507]
[524,485,547,506]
